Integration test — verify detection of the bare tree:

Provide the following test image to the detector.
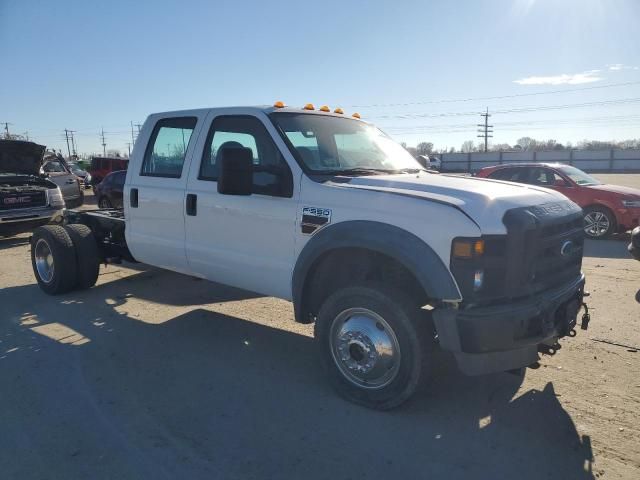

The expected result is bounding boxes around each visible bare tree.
[461,140,476,153]
[516,137,536,151]
[416,142,434,155]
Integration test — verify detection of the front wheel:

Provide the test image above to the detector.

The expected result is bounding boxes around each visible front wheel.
[584,206,616,239]
[314,285,431,410]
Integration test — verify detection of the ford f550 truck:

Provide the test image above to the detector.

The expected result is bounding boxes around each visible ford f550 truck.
[29,104,589,409]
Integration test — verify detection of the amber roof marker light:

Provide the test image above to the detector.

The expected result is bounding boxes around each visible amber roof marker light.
[334,108,344,114]
[273,101,286,108]
[352,112,361,119]
[319,105,330,112]
[303,103,315,110]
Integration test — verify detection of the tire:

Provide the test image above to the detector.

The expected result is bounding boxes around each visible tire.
[314,284,431,410]
[584,206,616,239]
[65,224,100,290]
[31,225,78,295]
[98,196,112,209]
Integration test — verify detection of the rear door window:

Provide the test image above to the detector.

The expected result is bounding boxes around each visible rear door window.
[490,167,527,182]
[141,117,197,178]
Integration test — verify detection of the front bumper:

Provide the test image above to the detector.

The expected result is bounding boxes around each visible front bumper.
[617,208,640,232]
[433,274,586,375]
[629,226,640,261]
[0,207,64,235]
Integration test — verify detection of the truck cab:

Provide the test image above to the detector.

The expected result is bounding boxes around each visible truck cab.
[30,103,589,409]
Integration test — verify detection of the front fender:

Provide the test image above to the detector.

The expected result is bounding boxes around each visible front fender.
[291,220,461,322]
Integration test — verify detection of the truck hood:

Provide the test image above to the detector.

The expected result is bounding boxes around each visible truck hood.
[0,140,46,176]
[585,183,640,198]
[332,172,578,232]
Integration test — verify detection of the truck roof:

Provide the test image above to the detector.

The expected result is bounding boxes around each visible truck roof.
[146,105,365,121]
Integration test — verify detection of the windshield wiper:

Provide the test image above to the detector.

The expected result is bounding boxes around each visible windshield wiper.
[316,167,394,176]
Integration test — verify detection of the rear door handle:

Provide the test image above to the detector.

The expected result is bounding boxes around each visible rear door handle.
[186,193,197,216]
[130,188,138,208]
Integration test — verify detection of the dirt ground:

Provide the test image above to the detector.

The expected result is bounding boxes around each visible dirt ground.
[1,176,639,479]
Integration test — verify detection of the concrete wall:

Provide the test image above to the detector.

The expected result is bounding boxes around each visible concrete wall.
[438,149,640,173]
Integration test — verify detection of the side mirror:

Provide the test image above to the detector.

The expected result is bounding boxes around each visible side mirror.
[217,147,253,195]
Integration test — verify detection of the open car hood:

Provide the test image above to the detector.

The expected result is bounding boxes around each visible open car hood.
[0,140,46,176]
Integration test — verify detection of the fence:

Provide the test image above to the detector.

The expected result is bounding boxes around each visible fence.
[437,149,640,173]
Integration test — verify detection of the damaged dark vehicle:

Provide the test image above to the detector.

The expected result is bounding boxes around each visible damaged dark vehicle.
[0,140,66,237]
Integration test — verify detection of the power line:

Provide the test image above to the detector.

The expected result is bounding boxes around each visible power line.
[384,113,640,132]
[373,96,640,120]
[350,80,640,108]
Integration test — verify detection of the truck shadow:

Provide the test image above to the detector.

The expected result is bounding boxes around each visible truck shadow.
[0,274,594,479]
[0,234,31,250]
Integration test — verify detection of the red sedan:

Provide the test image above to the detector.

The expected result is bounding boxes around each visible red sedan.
[476,163,640,239]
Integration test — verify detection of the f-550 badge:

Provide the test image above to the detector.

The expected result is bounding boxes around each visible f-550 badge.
[301,207,332,235]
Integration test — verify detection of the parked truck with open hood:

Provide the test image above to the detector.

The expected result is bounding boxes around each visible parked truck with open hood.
[29,104,590,409]
[0,140,65,237]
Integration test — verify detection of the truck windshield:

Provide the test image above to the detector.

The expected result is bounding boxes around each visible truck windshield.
[270,113,422,174]
[558,165,602,186]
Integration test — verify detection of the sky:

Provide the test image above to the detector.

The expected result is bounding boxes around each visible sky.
[1,0,639,155]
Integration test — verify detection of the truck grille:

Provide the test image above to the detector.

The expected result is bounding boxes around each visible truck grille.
[0,190,47,210]
[504,201,584,299]
[529,216,583,293]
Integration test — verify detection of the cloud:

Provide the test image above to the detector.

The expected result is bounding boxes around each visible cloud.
[608,63,639,71]
[514,70,603,86]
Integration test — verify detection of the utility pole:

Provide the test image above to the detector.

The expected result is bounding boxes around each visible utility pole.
[1,122,12,139]
[64,129,72,157]
[69,130,77,156]
[100,128,107,157]
[477,107,493,153]
[130,121,136,145]
[126,142,131,157]
[24,131,29,141]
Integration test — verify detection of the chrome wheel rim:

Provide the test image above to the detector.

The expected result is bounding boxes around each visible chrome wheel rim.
[329,308,401,389]
[34,238,54,283]
[584,211,610,238]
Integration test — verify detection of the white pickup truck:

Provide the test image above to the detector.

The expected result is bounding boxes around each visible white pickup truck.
[29,103,589,409]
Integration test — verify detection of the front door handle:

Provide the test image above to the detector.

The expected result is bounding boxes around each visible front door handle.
[130,188,138,208]
[186,193,197,216]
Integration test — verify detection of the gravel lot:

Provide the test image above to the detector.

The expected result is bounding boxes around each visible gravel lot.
[1,176,639,479]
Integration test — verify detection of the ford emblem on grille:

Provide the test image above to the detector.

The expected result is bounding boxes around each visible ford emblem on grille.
[560,240,577,257]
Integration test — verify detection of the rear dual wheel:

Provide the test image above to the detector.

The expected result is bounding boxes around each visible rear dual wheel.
[31,224,100,295]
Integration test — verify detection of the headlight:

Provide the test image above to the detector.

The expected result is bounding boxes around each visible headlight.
[48,187,65,208]
[622,199,640,208]
[85,173,92,182]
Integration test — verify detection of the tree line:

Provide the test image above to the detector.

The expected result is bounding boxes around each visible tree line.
[402,138,640,155]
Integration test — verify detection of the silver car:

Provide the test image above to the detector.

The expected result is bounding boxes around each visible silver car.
[42,158,84,208]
